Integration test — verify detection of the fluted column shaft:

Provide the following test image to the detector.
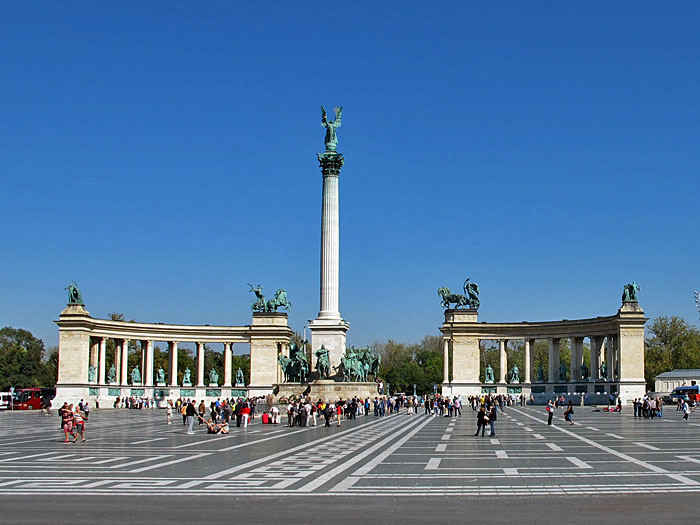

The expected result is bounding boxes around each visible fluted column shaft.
[499,340,507,383]
[120,339,129,385]
[442,338,450,384]
[98,338,107,385]
[169,342,178,386]
[196,342,205,387]
[223,343,232,387]
[319,172,340,319]
[524,339,531,383]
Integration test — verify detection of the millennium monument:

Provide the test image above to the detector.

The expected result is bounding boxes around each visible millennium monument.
[308,106,349,373]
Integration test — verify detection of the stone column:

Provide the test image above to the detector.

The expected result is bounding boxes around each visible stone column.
[120,339,129,385]
[196,342,205,387]
[169,341,178,386]
[590,336,601,381]
[570,337,583,382]
[524,339,531,383]
[223,343,232,387]
[606,336,614,381]
[309,151,348,371]
[114,340,121,384]
[548,338,560,382]
[442,338,450,384]
[143,340,154,386]
[98,337,107,385]
[89,338,99,381]
[499,340,507,383]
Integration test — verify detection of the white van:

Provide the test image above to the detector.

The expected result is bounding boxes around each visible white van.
[0,392,11,410]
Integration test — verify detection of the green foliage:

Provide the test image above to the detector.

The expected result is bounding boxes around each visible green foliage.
[645,316,700,389]
[376,335,442,395]
[0,327,56,390]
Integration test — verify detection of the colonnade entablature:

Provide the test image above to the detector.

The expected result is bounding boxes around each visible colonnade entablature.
[440,302,647,402]
[54,303,293,407]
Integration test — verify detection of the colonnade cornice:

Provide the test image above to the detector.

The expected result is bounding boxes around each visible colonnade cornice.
[55,316,293,343]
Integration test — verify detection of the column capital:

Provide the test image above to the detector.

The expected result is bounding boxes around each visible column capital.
[317,152,344,176]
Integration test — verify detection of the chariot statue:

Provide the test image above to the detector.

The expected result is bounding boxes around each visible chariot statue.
[438,278,480,310]
[248,284,291,312]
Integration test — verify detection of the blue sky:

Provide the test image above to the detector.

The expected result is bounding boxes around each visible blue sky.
[1,2,699,350]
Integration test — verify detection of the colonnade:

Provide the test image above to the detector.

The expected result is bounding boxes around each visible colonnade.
[441,335,620,385]
[87,338,240,387]
[439,301,647,401]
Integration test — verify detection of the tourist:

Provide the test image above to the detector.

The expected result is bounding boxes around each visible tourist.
[564,401,574,425]
[488,404,497,436]
[270,405,280,424]
[336,401,342,427]
[683,399,691,421]
[475,406,487,437]
[166,401,173,424]
[185,400,196,434]
[454,396,461,417]
[181,401,188,425]
[61,403,76,443]
[58,402,69,430]
[546,399,554,426]
[198,400,206,425]
[73,405,87,441]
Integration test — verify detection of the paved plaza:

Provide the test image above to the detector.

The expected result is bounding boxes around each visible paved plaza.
[1,405,699,522]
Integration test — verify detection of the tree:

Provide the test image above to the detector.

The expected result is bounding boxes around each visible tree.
[0,327,55,390]
[645,316,700,389]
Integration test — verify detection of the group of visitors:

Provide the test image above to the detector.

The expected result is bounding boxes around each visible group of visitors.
[57,400,89,443]
[172,397,259,434]
[633,396,663,419]
[112,396,154,409]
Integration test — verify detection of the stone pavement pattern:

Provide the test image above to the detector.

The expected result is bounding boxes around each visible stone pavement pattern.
[1,406,700,497]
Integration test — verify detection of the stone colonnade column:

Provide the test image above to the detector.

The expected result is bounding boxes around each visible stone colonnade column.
[606,336,614,381]
[144,340,154,386]
[98,337,107,384]
[223,343,232,387]
[169,342,178,386]
[499,340,507,383]
[590,336,601,381]
[442,338,450,384]
[571,337,583,382]
[524,339,532,383]
[548,338,560,382]
[89,338,99,382]
[317,153,344,320]
[196,342,205,387]
[114,340,121,384]
[120,339,129,385]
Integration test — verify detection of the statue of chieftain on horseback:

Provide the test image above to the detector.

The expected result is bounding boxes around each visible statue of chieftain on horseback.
[248,283,291,313]
[437,278,480,310]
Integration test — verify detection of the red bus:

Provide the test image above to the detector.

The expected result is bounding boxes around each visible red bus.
[11,388,56,410]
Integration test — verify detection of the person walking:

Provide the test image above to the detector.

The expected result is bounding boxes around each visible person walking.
[185,400,196,434]
[488,404,497,436]
[61,404,76,443]
[73,406,87,442]
[564,400,574,425]
[683,400,691,421]
[166,402,173,424]
[547,399,554,426]
[475,406,487,437]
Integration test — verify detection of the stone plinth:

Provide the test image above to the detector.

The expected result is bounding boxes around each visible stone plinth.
[275,380,379,402]
[309,318,349,373]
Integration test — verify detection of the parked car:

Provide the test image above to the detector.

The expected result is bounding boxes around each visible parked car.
[0,392,12,410]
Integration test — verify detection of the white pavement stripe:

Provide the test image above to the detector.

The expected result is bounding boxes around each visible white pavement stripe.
[496,450,508,459]
[112,455,171,469]
[490,439,500,445]
[511,407,700,487]
[446,428,453,432]
[129,453,210,473]
[327,416,434,493]
[606,433,624,439]
[546,443,563,452]
[299,417,432,493]
[567,457,592,469]
[0,452,55,463]
[533,434,545,440]
[131,437,168,445]
[635,442,660,451]
[524,427,533,432]
[503,468,518,475]
[587,427,600,431]
[441,434,450,441]
[425,458,441,470]
[435,444,446,452]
